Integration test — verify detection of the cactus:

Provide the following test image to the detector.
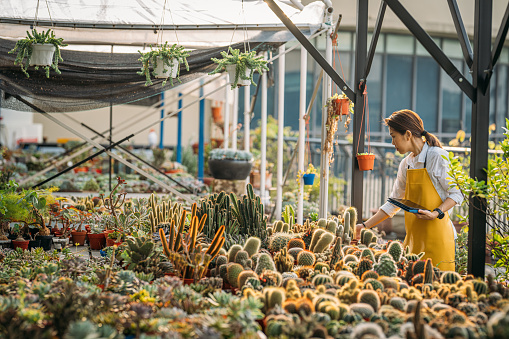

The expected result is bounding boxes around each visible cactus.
[412,260,426,275]
[227,263,244,288]
[260,270,283,287]
[358,289,381,312]
[314,262,330,273]
[273,220,284,233]
[238,270,259,288]
[329,237,343,267]
[441,271,461,284]
[263,287,286,311]
[311,232,335,253]
[216,255,228,267]
[316,301,340,320]
[373,255,397,277]
[336,224,344,239]
[195,191,238,240]
[149,193,183,233]
[360,230,374,246]
[274,248,294,273]
[228,244,243,263]
[326,220,337,234]
[312,274,334,286]
[344,254,359,264]
[243,237,261,257]
[288,247,303,259]
[343,206,357,237]
[287,238,306,250]
[255,253,276,275]
[472,279,488,295]
[361,270,379,281]
[269,232,294,253]
[356,258,373,278]
[282,223,290,232]
[297,250,316,266]
[234,250,250,267]
[360,248,375,262]
[389,296,407,311]
[424,258,434,284]
[349,303,375,319]
[363,278,384,292]
[309,229,326,251]
[387,241,403,262]
[317,218,328,229]
[230,184,268,242]
[379,277,398,291]
[219,264,228,280]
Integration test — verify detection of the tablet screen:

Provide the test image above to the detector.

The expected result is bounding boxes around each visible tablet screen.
[388,198,428,211]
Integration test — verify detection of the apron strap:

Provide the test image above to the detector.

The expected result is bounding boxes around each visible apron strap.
[407,145,429,170]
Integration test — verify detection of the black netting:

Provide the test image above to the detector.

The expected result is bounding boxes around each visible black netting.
[0,38,281,113]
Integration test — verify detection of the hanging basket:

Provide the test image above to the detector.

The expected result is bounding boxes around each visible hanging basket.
[302,173,316,185]
[29,43,56,66]
[154,57,179,79]
[226,64,251,87]
[334,98,350,115]
[356,153,375,171]
[211,106,223,123]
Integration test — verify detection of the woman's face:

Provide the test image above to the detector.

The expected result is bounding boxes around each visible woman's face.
[389,127,411,154]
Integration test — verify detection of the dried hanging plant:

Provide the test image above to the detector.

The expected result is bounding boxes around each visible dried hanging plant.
[324,93,353,165]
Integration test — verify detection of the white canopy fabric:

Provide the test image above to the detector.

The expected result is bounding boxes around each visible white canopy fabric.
[0,0,326,48]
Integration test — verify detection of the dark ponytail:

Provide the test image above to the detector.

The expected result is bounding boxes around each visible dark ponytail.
[384,109,442,148]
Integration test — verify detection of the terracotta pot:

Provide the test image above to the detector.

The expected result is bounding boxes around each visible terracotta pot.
[71,231,87,246]
[88,233,106,250]
[212,106,223,123]
[250,170,273,189]
[183,278,194,285]
[334,98,350,115]
[356,154,375,171]
[106,237,116,247]
[192,142,208,155]
[73,167,89,173]
[12,239,29,250]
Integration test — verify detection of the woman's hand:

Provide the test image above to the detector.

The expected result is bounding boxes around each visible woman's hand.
[355,223,365,239]
[415,210,438,220]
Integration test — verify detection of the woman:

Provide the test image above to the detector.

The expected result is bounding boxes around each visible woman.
[357,109,462,271]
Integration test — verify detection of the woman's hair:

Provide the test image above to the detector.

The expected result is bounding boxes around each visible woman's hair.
[384,109,442,148]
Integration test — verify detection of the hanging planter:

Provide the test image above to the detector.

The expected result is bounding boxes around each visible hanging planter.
[209,47,269,89]
[211,104,224,123]
[356,153,375,171]
[9,28,67,78]
[297,163,318,187]
[324,92,354,166]
[138,42,189,87]
[302,173,316,185]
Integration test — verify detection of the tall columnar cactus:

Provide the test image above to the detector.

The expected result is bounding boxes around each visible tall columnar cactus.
[274,248,294,273]
[388,241,403,262]
[336,224,344,239]
[230,184,268,245]
[243,237,261,257]
[329,237,343,267]
[412,260,426,275]
[326,220,338,234]
[424,258,434,284]
[255,253,277,275]
[311,232,335,253]
[343,206,357,238]
[297,250,316,266]
[149,193,183,233]
[195,191,239,240]
[282,223,290,233]
[358,289,381,312]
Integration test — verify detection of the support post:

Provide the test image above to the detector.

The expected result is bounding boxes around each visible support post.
[198,81,205,181]
[297,46,307,224]
[159,91,165,149]
[177,92,183,163]
[244,85,251,153]
[319,19,333,219]
[446,0,474,68]
[352,0,368,219]
[224,83,230,149]
[468,0,492,278]
[276,45,285,220]
[232,87,238,150]
[260,52,268,205]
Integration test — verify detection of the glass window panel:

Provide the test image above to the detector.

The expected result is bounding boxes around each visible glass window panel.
[337,32,352,51]
[441,59,462,133]
[443,39,464,59]
[416,56,439,131]
[332,51,352,87]
[416,36,442,56]
[501,48,509,63]
[490,72,496,127]
[496,65,508,132]
[386,34,414,54]
[385,55,412,115]
[368,54,383,132]
[367,32,385,53]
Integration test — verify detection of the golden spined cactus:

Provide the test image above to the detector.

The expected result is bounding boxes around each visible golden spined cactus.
[149,193,183,233]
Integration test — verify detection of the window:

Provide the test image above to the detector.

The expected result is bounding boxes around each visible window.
[416,56,439,131]
[386,55,412,115]
[441,59,463,133]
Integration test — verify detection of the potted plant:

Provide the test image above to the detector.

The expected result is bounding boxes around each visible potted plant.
[208,149,253,180]
[298,163,318,186]
[137,42,190,86]
[324,92,354,166]
[9,28,67,78]
[356,152,375,171]
[88,225,106,250]
[329,92,354,116]
[209,47,269,89]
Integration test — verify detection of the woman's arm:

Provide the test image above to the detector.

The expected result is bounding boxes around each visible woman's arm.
[355,209,390,239]
[415,197,456,220]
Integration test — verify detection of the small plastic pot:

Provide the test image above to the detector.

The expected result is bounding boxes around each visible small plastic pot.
[302,173,316,185]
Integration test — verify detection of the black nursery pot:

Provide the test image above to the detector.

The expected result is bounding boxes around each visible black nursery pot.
[208,159,253,181]
[28,239,41,250]
[35,235,54,251]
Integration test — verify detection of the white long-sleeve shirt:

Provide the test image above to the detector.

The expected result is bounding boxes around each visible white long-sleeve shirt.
[379,143,463,238]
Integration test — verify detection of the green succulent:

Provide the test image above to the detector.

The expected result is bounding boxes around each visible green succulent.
[137,41,190,86]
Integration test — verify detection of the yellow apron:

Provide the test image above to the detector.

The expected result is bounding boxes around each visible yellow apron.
[403,157,455,271]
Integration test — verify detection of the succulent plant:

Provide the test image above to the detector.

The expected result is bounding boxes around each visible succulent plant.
[297,250,316,267]
[255,253,276,275]
[274,248,294,273]
[243,237,261,257]
[311,232,335,253]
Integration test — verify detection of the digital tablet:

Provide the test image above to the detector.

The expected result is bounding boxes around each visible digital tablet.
[387,198,429,214]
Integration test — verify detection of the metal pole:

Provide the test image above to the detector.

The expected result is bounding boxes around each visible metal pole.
[198,81,205,181]
[177,92,183,163]
[232,87,238,151]
[352,0,368,218]
[276,45,286,220]
[297,46,307,224]
[159,91,165,149]
[468,0,492,278]
[109,101,112,191]
[244,85,251,153]
[224,84,230,149]
[319,15,333,219]
[261,52,268,205]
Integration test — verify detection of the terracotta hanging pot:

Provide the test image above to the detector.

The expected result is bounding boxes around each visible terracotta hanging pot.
[334,98,350,115]
[356,153,375,171]
[211,106,223,123]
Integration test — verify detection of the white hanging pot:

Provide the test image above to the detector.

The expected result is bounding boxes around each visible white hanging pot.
[30,43,56,66]
[226,64,252,87]
[154,57,179,79]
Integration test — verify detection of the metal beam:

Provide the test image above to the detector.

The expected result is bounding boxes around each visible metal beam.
[364,1,386,79]
[468,0,492,278]
[447,0,474,68]
[264,0,355,102]
[352,0,369,219]
[384,0,475,102]
[489,3,509,73]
